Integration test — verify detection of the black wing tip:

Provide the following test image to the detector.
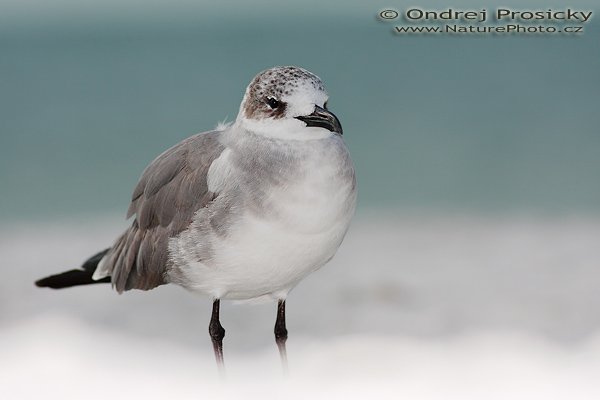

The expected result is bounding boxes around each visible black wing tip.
[34,278,50,288]
[35,248,112,289]
[34,270,111,289]
[34,274,70,289]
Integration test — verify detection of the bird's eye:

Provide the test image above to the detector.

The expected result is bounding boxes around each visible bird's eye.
[266,97,280,109]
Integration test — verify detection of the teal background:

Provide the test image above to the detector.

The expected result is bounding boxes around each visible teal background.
[1,0,599,221]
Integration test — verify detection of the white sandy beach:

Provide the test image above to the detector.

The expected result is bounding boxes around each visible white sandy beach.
[1,213,599,399]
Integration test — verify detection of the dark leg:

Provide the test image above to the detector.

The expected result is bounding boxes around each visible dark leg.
[274,299,289,373]
[209,299,226,375]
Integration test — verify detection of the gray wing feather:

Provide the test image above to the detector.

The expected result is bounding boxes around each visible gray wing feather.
[102,130,225,293]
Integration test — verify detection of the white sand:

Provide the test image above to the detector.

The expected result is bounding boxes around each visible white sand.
[2,213,599,398]
[2,314,599,400]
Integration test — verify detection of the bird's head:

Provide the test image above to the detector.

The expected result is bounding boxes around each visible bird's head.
[236,66,343,140]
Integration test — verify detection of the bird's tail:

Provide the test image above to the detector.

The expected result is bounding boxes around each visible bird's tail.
[35,249,111,289]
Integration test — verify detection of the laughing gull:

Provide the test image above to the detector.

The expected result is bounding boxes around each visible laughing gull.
[36,66,357,372]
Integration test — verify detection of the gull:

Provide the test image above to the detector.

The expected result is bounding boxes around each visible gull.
[35,66,357,373]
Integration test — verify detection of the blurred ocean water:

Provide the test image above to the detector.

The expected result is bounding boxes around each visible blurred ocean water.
[1,2,599,221]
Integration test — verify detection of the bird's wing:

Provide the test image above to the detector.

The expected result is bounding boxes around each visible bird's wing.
[97,130,226,293]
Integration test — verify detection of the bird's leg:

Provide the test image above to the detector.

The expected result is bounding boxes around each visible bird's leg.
[209,299,226,375]
[274,299,289,373]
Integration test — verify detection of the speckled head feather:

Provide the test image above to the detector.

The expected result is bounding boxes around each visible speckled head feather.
[241,66,327,121]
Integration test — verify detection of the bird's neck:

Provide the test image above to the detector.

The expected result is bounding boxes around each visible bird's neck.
[231,117,333,142]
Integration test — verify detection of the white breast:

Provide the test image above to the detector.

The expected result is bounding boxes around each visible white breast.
[168,135,356,300]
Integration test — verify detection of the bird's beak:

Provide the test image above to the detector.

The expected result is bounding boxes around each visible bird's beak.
[295,105,343,135]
